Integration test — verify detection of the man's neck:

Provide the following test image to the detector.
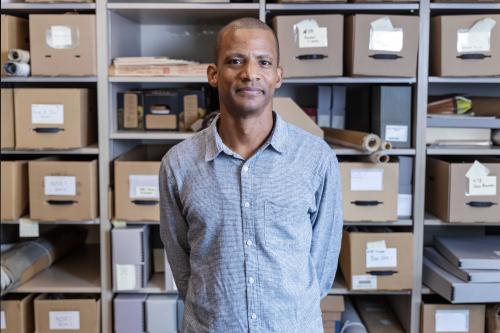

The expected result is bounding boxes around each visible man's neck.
[217,109,274,160]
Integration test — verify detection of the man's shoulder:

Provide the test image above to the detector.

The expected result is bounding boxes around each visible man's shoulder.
[161,128,209,167]
[285,122,335,157]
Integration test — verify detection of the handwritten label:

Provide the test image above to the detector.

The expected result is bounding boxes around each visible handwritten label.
[366,248,397,268]
[31,104,64,125]
[435,309,469,332]
[351,168,384,191]
[49,311,80,330]
[299,27,328,48]
[44,176,76,196]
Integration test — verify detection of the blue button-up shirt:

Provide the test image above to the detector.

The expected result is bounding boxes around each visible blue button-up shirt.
[159,111,343,333]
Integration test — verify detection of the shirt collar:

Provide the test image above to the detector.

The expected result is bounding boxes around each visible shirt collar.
[204,111,288,162]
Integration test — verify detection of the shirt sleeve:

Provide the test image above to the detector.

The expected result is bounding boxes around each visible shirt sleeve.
[310,152,343,299]
[159,157,191,300]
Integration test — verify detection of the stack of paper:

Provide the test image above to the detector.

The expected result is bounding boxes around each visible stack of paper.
[109,56,209,77]
[423,235,500,303]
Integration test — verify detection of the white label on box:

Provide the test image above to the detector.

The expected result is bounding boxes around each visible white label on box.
[0,311,5,330]
[385,125,408,142]
[129,175,159,199]
[366,240,386,249]
[366,248,397,268]
[468,176,496,196]
[350,168,384,191]
[398,194,413,217]
[44,176,76,196]
[48,25,73,49]
[19,218,40,238]
[352,275,377,290]
[457,31,491,53]
[116,264,136,291]
[435,309,469,332]
[49,311,80,330]
[31,104,64,125]
[369,29,404,52]
[299,27,328,48]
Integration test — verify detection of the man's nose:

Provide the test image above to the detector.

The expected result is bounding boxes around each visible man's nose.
[240,60,261,81]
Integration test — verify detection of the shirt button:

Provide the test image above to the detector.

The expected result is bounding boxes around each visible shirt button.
[244,202,250,208]
[243,166,249,172]
[246,240,253,246]
[251,313,257,320]
[249,277,255,284]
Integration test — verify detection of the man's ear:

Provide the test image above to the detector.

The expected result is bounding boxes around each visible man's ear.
[275,66,284,89]
[207,64,218,88]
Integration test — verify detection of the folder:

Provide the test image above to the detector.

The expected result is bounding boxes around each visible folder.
[435,235,500,270]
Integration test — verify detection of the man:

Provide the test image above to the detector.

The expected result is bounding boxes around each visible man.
[159,17,343,333]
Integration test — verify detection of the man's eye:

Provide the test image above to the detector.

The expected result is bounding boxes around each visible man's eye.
[260,60,271,66]
[230,58,242,65]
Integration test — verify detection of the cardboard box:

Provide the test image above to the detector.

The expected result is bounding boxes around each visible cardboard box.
[34,294,100,333]
[1,88,15,148]
[29,158,98,221]
[340,161,399,221]
[114,145,171,221]
[112,225,151,290]
[14,88,96,149]
[321,296,344,331]
[1,160,29,221]
[426,157,500,223]
[421,301,485,333]
[487,304,500,333]
[144,90,180,131]
[340,230,413,290]
[431,15,500,77]
[354,296,405,333]
[345,15,419,77]
[146,295,178,333]
[0,294,35,333]
[117,91,145,131]
[29,14,96,76]
[273,97,324,138]
[114,294,147,333]
[371,86,412,148]
[1,15,29,77]
[273,15,343,78]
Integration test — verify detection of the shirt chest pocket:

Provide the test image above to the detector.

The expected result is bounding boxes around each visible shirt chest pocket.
[264,200,311,252]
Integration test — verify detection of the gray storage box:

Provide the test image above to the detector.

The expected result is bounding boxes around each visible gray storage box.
[112,225,152,291]
[372,86,412,148]
[177,299,185,332]
[146,295,178,333]
[435,235,500,270]
[114,294,147,333]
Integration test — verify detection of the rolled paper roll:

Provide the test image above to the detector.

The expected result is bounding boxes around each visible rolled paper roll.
[3,62,30,77]
[380,140,392,151]
[361,151,390,164]
[323,128,381,153]
[340,298,367,333]
[7,49,30,64]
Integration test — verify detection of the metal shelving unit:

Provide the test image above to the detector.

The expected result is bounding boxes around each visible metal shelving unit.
[2,1,499,332]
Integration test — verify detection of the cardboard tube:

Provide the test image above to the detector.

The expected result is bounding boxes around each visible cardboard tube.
[341,298,367,333]
[3,62,30,76]
[380,141,392,151]
[323,128,381,153]
[361,151,390,164]
[7,49,30,64]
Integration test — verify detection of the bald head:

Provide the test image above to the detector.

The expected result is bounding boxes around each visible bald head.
[214,17,280,65]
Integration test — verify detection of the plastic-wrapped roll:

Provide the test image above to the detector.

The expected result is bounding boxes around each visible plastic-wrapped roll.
[0,226,87,295]
[380,141,392,151]
[340,298,367,333]
[7,49,30,64]
[323,128,381,153]
[3,62,30,76]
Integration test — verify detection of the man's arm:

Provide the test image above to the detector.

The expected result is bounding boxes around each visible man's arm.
[310,152,343,299]
[159,158,191,300]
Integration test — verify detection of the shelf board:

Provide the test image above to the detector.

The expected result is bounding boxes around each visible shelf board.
[114,273,177,294]
[430,3,500,10]
[112,219,159,226]
[1,218,100,225]
[1,145,99,155]
[429,76,500,84]
[111,131,195,140]
[344,219,412,226]
[329,274,411,295]
[1,76,98,83]
[331,145,416,155]
[284,77,416,84]
[107,3,259,24]
[11,245,101,294]
[267,3,419,12]
[109,76,208,83]
[427,146,500,155]
[424,212,500,226]
[0,2,96,12]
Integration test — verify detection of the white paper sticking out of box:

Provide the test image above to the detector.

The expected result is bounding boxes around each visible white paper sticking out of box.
[398,194,413,217]
[369,16,404,52]
[31,104,64,125]
[457,18,496,53]
[115,264,136,291]
[352,275,377,290]
[46,25,77,49]
[44,176,76,196]
[351,168,384,191]
[129,175,159,199]
[465,160,497,196]
[49,311,80,330]
[19,218,40,238]
[293,19,328,49]
[435,309,469,332]
[385,125,408,142]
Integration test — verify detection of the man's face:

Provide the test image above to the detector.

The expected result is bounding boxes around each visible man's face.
[208,28,283,116]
